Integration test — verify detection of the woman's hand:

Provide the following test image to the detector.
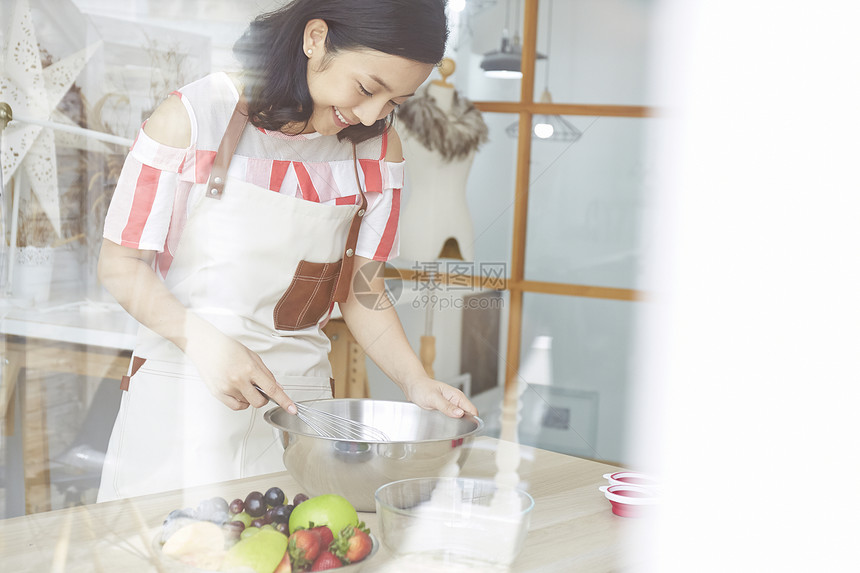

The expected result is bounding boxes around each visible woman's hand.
[401,375,479,419]
[184,317,297,413]
[338,256,479,420]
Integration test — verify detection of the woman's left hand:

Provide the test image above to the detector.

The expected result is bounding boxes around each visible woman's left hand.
[337,257,479,420]
[402,376,479,418]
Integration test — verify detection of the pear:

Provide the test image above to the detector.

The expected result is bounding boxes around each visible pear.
[221,529,289,573]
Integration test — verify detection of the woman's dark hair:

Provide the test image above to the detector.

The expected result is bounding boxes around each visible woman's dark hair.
[234,0,448,144]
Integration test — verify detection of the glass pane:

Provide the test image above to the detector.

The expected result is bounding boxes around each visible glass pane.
[449,0,524,103]
[523,116,655,289]
[369,288,510,401]
[0,0,265,518]
[533,0,657,106]
[450,0,656,106]
[0,339,131,517]
[393,111,516,277]
[468,113,518,274]
[515,293,636,464]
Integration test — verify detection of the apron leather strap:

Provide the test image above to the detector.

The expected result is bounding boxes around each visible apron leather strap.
[206,98,369,301]
[332,145,369,302]
[120,356,147,391]
[205,97,250,200]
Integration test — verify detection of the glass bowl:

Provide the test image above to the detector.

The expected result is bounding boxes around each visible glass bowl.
[374,477,534,568]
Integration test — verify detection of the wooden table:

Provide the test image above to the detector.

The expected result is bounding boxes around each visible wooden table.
[0,437,649,571]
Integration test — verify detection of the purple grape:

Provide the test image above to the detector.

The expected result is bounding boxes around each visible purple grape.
[264,486,286,507]
[264,507,277,524]
[271,504,293,524]
[292,493,309,506]
[228,498,244,515]
[244,491,266,518]
[274,522,289,535]
[250,518,266,528]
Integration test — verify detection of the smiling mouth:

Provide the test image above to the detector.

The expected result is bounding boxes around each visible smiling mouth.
[333,107,353,128]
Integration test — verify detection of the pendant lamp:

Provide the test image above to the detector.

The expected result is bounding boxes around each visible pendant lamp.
[506,0,582,142]
[480,0,545,79]
[506,89,583,142]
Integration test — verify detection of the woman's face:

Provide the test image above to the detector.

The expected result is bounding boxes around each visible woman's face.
[303,47,435,136]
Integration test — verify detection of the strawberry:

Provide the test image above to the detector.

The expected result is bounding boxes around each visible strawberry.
[288,529,322,569]
[310,525,334,548]
[332,524,373,564]
[345,528,372,563]
[310,550,342,571]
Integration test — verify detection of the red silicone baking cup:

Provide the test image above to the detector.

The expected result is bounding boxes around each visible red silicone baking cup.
[603,471,660,490]
[599,484,658,518]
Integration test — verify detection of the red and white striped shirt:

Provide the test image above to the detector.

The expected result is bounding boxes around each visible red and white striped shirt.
[104,72,404,278]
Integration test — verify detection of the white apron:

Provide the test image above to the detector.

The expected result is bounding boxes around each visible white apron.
[98,99,368,501]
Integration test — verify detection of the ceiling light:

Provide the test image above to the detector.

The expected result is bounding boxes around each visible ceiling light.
[533,122,554,139]
[480,0,545,79]
[505,1,583,143]
[481,35,523,78]
[449,0,467,12]
[506,89,584,142]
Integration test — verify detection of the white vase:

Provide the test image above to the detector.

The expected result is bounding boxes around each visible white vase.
[12,246,55,305]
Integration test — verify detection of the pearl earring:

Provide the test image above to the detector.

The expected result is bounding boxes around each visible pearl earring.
[307,48,313,56]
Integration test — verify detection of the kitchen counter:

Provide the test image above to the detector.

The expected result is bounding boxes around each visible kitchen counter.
[0,436,649,572]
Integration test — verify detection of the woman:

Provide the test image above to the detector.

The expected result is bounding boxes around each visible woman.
[97,0,477,501]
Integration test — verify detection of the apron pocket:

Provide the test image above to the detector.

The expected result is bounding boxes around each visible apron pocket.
[274,259,342,330]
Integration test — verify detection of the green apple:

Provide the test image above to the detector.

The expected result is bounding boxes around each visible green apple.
[288,494,359,537]
[221,529,288,573]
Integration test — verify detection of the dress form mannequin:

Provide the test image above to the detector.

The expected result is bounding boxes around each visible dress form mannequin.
[397,59,488,262]
[395,59,489,379]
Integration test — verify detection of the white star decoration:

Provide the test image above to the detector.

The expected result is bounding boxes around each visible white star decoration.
[1,0,101,237]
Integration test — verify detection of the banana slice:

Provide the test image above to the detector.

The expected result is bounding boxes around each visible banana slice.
[162,521,226,561]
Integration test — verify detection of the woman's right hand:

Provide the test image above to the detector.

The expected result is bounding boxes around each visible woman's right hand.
[184,316,298,413]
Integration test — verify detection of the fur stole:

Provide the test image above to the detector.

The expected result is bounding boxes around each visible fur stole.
[395,86,489,161]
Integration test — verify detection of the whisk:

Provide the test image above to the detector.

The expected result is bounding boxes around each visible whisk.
[294,403,390,441]
[254,385,389,441]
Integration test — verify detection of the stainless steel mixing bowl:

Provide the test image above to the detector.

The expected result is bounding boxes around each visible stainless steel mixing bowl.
[264,399,483,512]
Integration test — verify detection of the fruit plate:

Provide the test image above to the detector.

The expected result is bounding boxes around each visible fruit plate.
[151,530,380,572]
